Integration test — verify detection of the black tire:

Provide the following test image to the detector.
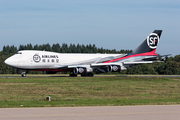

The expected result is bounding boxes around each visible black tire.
[88,73,94,77]
[81,73,94,77]
[69,74,77,77]
[21,73,26,77]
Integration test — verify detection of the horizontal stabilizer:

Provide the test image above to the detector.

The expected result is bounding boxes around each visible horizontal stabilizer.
[123,61,153,65]
[160,54,173,57]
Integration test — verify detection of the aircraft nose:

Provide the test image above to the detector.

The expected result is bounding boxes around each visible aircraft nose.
[4,58,12,66]
[4,57,18,67]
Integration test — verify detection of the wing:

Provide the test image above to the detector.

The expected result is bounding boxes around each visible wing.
[56,53,169,74]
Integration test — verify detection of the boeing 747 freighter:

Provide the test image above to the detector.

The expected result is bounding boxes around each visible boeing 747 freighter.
[5,30,165,77]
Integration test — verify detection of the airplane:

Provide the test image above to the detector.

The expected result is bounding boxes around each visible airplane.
[5,30,164,77]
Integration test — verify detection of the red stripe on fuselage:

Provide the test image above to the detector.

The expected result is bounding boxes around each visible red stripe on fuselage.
[104,49,158,63]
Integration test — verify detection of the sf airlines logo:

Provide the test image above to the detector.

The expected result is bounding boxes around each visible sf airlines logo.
[33,54,41,62]
[147,33,159,49]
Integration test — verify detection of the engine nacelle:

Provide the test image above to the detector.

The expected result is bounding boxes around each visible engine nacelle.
[73,67,87,74]
[104,66,111,72]
[111,65,121,72]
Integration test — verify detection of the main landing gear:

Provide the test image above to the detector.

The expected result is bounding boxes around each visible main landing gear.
[81,73,94,77]
[69,73,94,77]
[69,74,77,77]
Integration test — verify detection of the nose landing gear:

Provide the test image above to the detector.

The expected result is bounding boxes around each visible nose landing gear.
[21,71,26,77]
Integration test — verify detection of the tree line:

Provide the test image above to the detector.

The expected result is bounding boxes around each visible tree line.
[0,43,132,74]
[1,43,180,75]
[2,43,132,54]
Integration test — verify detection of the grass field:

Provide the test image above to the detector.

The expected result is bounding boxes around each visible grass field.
[0,76,180,108]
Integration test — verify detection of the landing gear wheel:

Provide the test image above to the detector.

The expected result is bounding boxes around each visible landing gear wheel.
[69,74,77,77]
[81,74,87,77]
[21,72,26,77]
[88,73,94,77]
[81,73,94,77]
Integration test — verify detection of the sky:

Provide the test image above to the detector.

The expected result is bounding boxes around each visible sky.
[0,0,180,55]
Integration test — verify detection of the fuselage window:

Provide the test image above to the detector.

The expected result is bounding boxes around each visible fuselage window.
[16,52,22,54]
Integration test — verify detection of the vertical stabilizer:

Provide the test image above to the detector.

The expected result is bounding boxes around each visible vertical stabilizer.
[132,30,162,55]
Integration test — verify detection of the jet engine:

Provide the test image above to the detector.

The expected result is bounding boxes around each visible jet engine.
[110,65,121,72]
[73,67,87,74]
[73,67,93,75]
[94,65,121,74]
[102,66,112,72]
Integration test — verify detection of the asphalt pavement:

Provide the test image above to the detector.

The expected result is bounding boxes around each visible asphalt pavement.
[0,105,180,120]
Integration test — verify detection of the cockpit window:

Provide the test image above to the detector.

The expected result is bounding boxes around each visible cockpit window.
[16,52,22,54]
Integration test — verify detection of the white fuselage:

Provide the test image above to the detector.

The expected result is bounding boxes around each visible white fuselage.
[5,50,124,70]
